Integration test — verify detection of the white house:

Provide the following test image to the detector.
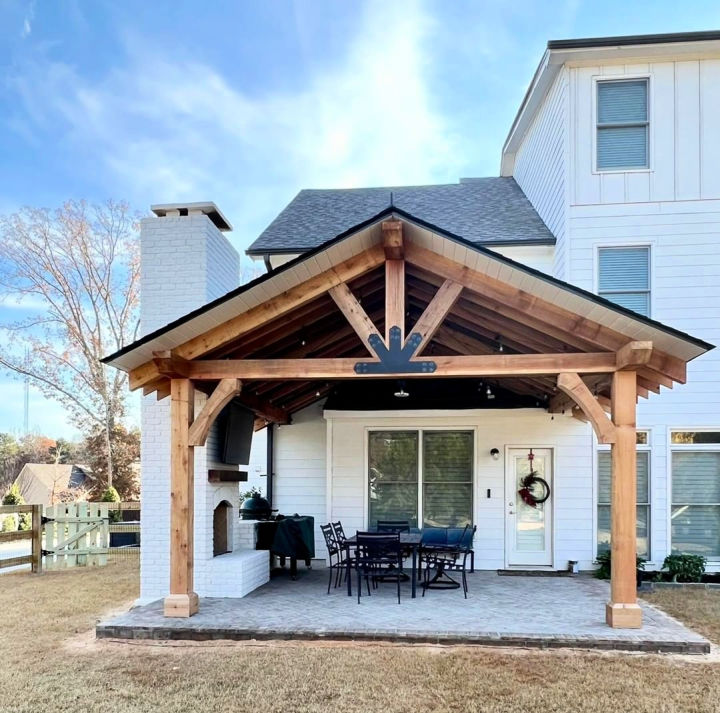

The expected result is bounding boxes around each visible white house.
[103,30,719,629]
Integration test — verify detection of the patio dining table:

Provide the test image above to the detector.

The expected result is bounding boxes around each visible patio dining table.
[342,532,423,598]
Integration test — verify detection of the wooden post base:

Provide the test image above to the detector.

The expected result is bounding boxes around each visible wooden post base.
[606,602,642,629]
[164,592,199,618]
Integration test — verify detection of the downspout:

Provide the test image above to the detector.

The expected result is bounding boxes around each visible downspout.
[266,423,274,507]
[263,253,273,273]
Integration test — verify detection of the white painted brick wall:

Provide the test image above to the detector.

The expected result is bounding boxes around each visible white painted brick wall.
[140,209,268,602]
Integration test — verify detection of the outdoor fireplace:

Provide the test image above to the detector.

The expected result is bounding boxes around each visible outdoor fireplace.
[213,500,233,556]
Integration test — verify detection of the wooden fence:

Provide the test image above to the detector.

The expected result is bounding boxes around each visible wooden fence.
[44,502,110,569]
[0,501,140,572]
[0,504,43,573]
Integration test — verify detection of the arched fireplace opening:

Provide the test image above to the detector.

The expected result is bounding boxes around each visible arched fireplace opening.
[213,500,233,556]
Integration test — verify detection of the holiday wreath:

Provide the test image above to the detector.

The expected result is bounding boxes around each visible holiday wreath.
[517,448,551,508]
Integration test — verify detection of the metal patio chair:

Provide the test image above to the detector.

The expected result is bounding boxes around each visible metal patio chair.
[320,523,345,593]
[420,524,472,599]
[354,532,404,604]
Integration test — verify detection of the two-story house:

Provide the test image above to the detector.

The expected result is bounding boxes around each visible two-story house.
[103,30,718,629]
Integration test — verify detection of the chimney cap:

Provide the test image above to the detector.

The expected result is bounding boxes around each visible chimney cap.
[150,201,232,231]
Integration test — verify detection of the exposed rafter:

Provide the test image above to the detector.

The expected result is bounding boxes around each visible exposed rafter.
[130,244,385,391]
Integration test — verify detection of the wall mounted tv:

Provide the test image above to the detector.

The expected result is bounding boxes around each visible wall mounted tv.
[222,400,255,465]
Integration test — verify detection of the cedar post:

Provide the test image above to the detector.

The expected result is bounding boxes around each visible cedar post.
[606,369,642,628]
[164,378,199,617]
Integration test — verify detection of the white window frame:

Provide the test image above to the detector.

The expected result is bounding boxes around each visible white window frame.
[592,74,652,174]
[593,242,654,318]
[669,428,720,563]
[596,430,652,561]
[364,427,476,529]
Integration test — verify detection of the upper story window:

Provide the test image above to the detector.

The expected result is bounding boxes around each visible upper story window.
[598,246,650,316]
[597,79,649,170]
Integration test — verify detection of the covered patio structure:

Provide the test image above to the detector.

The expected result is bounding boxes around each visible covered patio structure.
[103,208,711,631]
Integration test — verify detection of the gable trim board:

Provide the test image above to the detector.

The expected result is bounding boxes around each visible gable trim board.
[103,206,712,377]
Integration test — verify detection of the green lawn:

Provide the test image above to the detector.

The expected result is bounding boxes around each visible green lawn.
[1,561,718,713]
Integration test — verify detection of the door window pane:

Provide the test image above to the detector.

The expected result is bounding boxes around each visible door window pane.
[368,431,418,528]
[422,431,473,527]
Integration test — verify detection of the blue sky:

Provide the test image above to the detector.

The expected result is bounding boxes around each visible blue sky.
[1,0,719,439]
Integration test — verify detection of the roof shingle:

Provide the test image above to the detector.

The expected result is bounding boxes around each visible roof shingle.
[247,177,555,254]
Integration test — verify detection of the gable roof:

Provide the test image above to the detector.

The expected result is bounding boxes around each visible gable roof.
[246,177,555,255]
[16,463,89,489]
[104,205,712,375]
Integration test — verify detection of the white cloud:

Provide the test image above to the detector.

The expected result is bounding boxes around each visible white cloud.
[20,0,35,39]
[8,0,462,249]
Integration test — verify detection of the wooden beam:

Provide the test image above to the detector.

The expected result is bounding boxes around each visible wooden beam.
[153,351,190,378]
[164,379,198,618]
[606,369,642,629]
[556,372,616,444]
[182,352,619,380]
[409,280,463,353]
[405,242,687,385]
[236,391,290,425]
[408,264,671,397]
[129,244,386,390]
[188,379,242,447]
[382,220,404,259]
[617,341,653,370]
[385,259,405,343]
[328,283,383,351]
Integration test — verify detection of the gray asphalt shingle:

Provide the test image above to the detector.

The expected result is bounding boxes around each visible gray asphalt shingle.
[247,177,555,254]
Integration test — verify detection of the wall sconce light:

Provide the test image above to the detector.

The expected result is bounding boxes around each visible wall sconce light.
[490,448,500,460]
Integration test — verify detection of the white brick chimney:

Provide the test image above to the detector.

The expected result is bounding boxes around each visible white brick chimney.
[140,202,238,335]
[139,202,248,604]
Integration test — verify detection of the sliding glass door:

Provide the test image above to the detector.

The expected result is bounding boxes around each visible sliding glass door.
[368,429,473,528]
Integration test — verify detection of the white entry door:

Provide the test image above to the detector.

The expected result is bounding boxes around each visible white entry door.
[505,448,553,567]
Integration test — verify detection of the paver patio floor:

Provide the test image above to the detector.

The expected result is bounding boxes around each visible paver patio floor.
[97,567,710,653]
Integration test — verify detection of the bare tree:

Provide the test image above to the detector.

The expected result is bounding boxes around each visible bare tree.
[0,200,140,489]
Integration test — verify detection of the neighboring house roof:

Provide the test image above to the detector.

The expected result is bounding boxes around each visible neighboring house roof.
[103,205,712,374]
[14,464,90,506]
[246,178,556,256]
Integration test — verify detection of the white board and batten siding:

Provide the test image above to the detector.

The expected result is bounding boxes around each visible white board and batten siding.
[569,58,720,205]
[511,55,720,570]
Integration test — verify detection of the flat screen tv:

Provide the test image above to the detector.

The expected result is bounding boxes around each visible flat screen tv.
[222,400,255,465]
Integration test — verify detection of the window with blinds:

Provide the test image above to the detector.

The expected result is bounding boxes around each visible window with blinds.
[422,431,473,527]
[597,79,649,170]
[368,430,473,528]
[368,431,419,528]
[671,449,720,559]
[597,446,650,559]
[598,246,650,316]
